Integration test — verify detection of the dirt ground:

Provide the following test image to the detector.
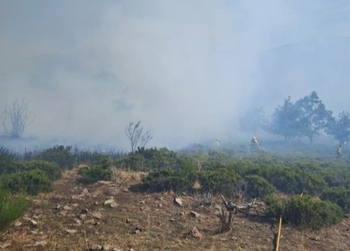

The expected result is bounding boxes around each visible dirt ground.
[1,168,350,251]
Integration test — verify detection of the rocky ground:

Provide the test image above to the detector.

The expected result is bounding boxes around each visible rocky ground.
[1,168,350,251]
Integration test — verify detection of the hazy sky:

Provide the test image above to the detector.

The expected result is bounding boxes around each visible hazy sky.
[1,0,350,150]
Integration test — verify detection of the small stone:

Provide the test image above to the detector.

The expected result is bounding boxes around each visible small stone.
[30,220,38,227]
[170,218,175,222]
[174,197,183,207]
[133,229,141,234]
[123,188,129,192]
[103,245,112,251]
[110,202,119,208]
[190,211,201,218]
[310,236,320,241]
[63,205,72,211]
[191,227,202,239]
[66,229,78,234]
[90,244,102,250]
[80,188,90,197]
[81,208,89,214]
[92,212,102,220]
[104,199,115,206]
[14,220,22,227]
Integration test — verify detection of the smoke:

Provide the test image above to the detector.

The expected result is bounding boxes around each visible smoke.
[1,0,349,150]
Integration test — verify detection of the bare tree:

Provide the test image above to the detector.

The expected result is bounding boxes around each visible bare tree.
[125,121,153,152]
[2,99,35,138]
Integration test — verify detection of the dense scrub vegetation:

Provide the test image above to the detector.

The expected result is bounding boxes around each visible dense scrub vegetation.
[1,143,350,231]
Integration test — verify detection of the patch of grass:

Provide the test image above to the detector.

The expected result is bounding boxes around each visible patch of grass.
[0,188,30,232]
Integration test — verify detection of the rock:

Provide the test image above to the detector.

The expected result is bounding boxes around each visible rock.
[74,219,82,226]
[174,197,183,207]
[84,219,96,225]
[133,229,141,234]
[310,236,321,241]
[103,245,112,250]
[112,249,122,251]
[140,200,145,204]
[92,212,102,220]
[66,229,78,234]
[55,204,62,210]
[81,208,89,214]
[63,205,72,211]
[169,218,175,222]
[191,227,202,239]
[123,188,129,192]
[214,204,222,211]
[110,202,119,208]
[80,188,90,197]
[90,244,102,250]
[189,211,201,218]
[179,212,185,216]
[14,220,22,227]
[30,219,38,227]
[98,180,113,185]
[104,198,116,206]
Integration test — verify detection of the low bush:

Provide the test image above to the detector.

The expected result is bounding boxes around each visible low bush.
[244,175,275,198]
[77,154,114,185]
[266,195,343,229]
[26,160,61,180]
[198,168,240,195]
[1,169,52,195]
[36,145,76,169]
[78,165,112,185]
[320,187,350,213]
[0,188,30,231]
[140,169,196,193]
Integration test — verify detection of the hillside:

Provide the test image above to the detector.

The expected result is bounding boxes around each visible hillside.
[1,168,350,251]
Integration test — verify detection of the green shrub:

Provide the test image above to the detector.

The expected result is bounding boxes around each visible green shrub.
[0,188,30,231]
[26,160,61,180]
[140,169,196,193]
[244,175,275,198]
[117,147,182,171]
[198,168,240,195]
[266,195,343,229]
[1,169,52,195]
[320,187,350,213]
[36,145,76,169]
[78,165,112,185]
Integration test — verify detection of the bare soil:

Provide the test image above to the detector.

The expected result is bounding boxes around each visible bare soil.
[1,168,350,251]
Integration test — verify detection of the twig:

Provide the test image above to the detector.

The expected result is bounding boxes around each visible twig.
[275,215,282,251]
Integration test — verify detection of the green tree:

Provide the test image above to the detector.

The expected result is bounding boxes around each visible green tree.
[294,91,332,144]
[326,111,350,144]
[267,96,300,141]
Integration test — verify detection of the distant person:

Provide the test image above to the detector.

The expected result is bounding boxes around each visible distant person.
[250,136,259,152]
[213,138,220,147]
[251,136,259,147]
[337,144,343,158]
